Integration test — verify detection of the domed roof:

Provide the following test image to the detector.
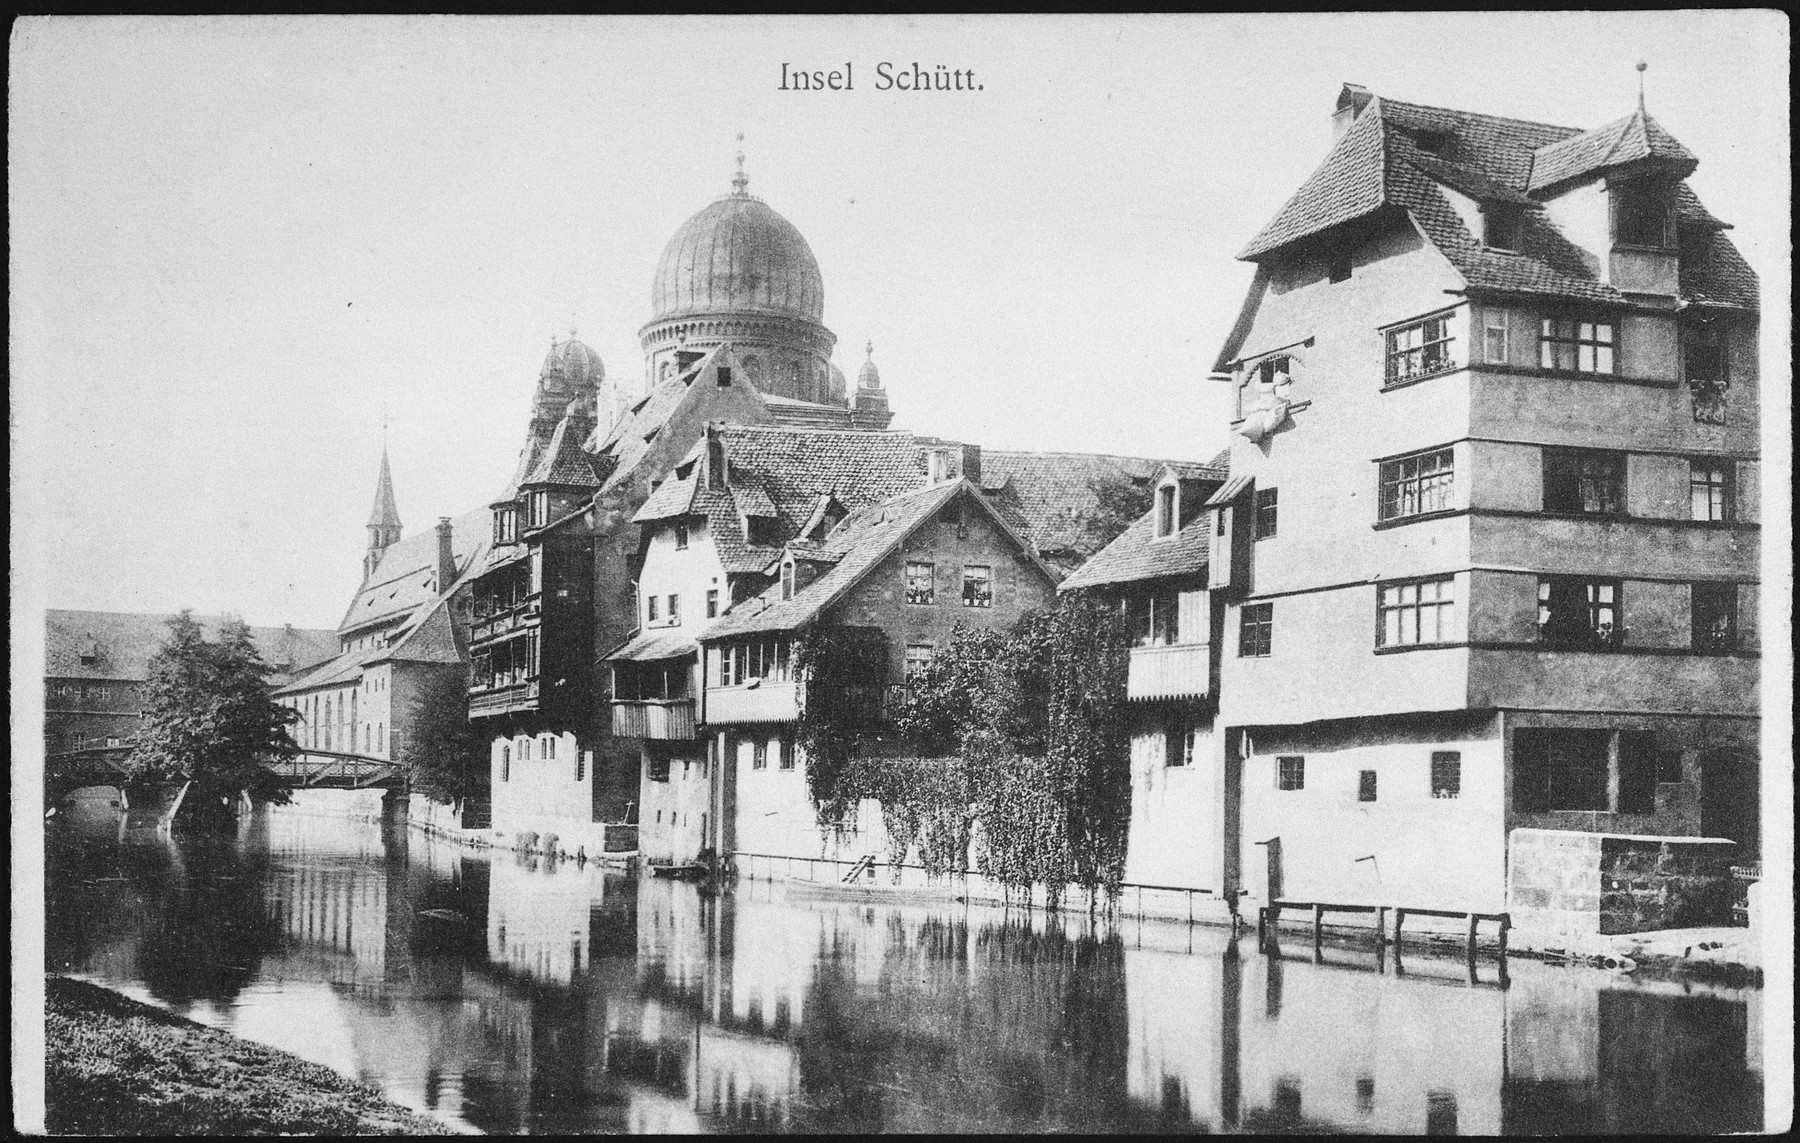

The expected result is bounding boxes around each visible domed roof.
[651,192,824,324]
[542,335,605,386]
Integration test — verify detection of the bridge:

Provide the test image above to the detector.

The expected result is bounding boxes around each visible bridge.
[46,745,402,801]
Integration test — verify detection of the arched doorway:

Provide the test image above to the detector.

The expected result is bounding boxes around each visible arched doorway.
[1699,745,1758,859]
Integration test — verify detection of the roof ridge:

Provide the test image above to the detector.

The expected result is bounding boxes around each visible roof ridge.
[1378,94,1580,138]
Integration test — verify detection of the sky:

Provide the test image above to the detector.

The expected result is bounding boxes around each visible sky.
[10,12,1791,631]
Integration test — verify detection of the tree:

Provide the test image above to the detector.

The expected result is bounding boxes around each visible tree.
[1043,472,1155,566]
[126,612,298,826]
[399,675,486,807]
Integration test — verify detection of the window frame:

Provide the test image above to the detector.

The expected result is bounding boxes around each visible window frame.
[1688,459,1733,522]
[1376,575,1457,649]
[706,589,719,618]
[905,643,935,681]
[1690,581,1738,654]
[1482,311,1509,365]
[1541,447,1627,516]
[674,522,689,550]
[1482,205,1523,252]
[1238,602,1273,658]
[961,564,994,609]
[1253,488,1278,541]
[752,739,767,771]
[1378,446,1456,522]
[1384,312,1456,385]
[1611,179,1674,249]
[1536,575,1624,651]
[1430,752,1461,800]
[904,560,936,605]
[1539,315,1617,375]
[1277,755,1305,791]
[1357,770,1378,803]
[1164,725,1193,768]
[1154,484,1178,539]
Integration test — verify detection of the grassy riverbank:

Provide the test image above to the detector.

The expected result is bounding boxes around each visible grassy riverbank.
[44,976,452,1135]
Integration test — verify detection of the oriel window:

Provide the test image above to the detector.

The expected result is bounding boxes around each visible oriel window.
[1385,314,1454,383]
[1691,582,1737,653]
[1537,577,1621,650]
[1379,448,1455,520]
[1542,448,1625,515]
[1540,317,1615,374]
[1378,577,1456,647]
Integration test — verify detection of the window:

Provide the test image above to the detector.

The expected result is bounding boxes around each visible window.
[716,366,732,388]
[1378,448,1455,521]
[1130,590,1180,648]
[647,595,659,624]
[962,565,993,608]
[1357,770,1378,802]
[544,736,556,760]
[781,561,795,600]
[1483,311,1509,364]
[1692,582,1737,653]
[706,589,719,618]
[1385,313,1454,383]
[1165,726,1193,767]
[675,523,689,550]
[778,736,795,770]
[668,594,681,624]
[1689,461,1732,522]
[1684,323,1728,425]
[1277,756,1305,791]
[1253,488,1278,540]
[1378,577,1456,647]
[1542,447,1625,515]
[1512,728,1610,812]
[1430,752,1461,799]
[1426,1092,1458,1138]
[1483,206,1522,251]
[752,740,767,771]
[495,507,519,545]
[1538,577,1621,650]
[501,746,511,782]
[1239,603,1273,657]
[1613,180,1672,248]
[528,490,550,528]
[1539,316,1615,374]
[905,561,935,604]
[905,643,935,681]
[521,737,532,761]
[1155,484,1178,538]
[648,754,670,782]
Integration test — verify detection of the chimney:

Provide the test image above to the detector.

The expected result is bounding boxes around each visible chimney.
[1332,83,1373,143]
[704,423,729,490]
[436,518,456,593]
[959,443,982,486]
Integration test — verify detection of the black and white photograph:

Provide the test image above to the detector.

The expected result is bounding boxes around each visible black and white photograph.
[10,12,1791,1135]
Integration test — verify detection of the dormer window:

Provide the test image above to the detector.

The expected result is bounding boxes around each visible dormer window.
[1483,205,1523,251]
[527,490,550,529]
[1613,180,1673,248]
[495,506,519,545]
[1154,484,1179,539]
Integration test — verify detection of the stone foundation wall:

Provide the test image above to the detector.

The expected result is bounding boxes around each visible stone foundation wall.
[1508,827,1741,941]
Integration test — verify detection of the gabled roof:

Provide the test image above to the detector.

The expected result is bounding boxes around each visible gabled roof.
[339,507,490,635]
[1233,88,1752,316]
[522,404,603,489]
[702,479,1053,641]
[979,450,1227,563]
[1058,509,1210,593]
[372,594,464,665]
[46,610,339,683]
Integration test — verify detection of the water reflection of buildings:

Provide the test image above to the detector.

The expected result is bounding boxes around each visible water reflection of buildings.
[54,812,1762,1135]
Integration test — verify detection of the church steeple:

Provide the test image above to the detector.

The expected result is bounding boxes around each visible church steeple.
[365,444,403,580]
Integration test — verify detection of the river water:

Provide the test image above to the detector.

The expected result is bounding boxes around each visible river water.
[47,804,1763,1134]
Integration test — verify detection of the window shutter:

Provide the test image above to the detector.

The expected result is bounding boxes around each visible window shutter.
[1177,589,1210,647]
[1209,507,1234,590]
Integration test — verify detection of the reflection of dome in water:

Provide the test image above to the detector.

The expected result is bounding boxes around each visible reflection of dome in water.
[650,193,825,323]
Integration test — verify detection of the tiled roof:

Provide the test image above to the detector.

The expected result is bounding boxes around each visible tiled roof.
[978,450,1226,562]
[277,645,379,695]
[634,473,700,522]
[1680,229,1760,311]
[340,507,490,635]
[1235,90,1752,314]
[604,628,699,663]
[1058,510,1210,592]
[375,596,463,665]
[700,481,969,640]
[1528,108,1696,193]
[46,610,339,683]
[522,406,603,489]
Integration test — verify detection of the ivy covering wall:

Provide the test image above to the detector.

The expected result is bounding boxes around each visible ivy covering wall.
[792,598,1133,907]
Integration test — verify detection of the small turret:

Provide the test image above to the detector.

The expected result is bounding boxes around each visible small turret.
[851,340,893,428]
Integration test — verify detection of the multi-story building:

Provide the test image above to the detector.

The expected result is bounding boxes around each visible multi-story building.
[1203,85,1759,921]
[275,448,488,776]
[46,610,337,757]
[1057,457,1228,889]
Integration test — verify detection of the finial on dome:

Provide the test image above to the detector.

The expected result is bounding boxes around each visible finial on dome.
[731,132,748,195]
[1636,60,1647,111]
[865,340,874,359]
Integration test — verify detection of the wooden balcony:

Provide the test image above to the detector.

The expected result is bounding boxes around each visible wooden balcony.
[470,595,542,647]
[611,698,697,740]
[1127,642,1211,701]
[706,681,800,725]
[469,678,539,718]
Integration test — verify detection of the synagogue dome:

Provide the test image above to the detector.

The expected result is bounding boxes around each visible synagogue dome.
[541,336,605,387]
[650,192,825,324]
